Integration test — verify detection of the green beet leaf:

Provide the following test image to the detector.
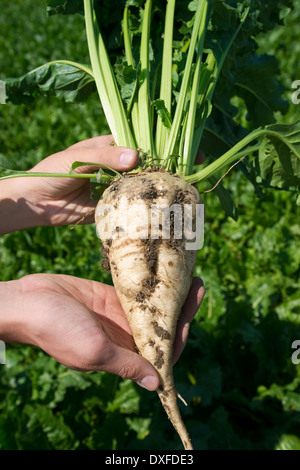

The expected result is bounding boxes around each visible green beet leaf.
[3,61,95,104]
[1,0,299,214]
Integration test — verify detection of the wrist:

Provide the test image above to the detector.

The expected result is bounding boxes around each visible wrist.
[0,279,31,344]
[0,178,45,235]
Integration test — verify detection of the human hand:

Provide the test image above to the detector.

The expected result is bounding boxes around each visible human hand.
[0,135,138,234]
[27,135,139,226]
[0,274,205,390]
[0,139,205,235]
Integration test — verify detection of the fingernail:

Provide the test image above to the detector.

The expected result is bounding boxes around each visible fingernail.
[139,375,158,391]
[120,150,137,167]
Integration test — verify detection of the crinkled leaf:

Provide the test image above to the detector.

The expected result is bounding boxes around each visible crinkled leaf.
[125,416,151,440]
[256,122,300,191]
[3,62,95,104]
[106,380,140,414]
[22,404,74,449]
[194,266,226,329]
[207,43,289,131]
[152,99,172,130]
[204,0,291,157]
[114,62,138,108]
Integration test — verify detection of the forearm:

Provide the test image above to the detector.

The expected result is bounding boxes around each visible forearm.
[0,178,44,235]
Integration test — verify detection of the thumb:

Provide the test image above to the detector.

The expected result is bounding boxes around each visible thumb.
[31,146,139,174]
[64,146,139,173]
[102,342,160,391]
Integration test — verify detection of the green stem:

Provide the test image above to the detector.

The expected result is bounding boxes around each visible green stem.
[189,53,215,165]
[184,145,260,185]
[178,113,188,165]
[181,0,208,176]
[0,171,100,181]
[138,0,155,159]
[162,0,206,165]
[155,0,176,158]
[84,0,135,148]
[184,7,250,175]
[123,6,140,145]
[183,126,269,185]
[123,6,135,67]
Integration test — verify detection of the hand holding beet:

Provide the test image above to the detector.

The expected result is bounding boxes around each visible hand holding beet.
[0,135,139,235]
[0,273,204,391]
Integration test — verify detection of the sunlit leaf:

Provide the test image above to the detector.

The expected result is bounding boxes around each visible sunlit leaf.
[3,61,95,104]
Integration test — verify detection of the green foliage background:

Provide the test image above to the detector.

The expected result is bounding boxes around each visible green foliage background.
[0,0,300,450]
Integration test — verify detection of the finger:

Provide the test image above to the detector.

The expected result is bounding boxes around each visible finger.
[31,145,139,174]
[68,135,115,150]
[99,341,160,391]
[57,276,133,335]
[179,277,205,325]
[64,146,139,173]
[172,277,205,365]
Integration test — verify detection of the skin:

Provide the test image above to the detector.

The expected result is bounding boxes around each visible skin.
[0,135,205,391]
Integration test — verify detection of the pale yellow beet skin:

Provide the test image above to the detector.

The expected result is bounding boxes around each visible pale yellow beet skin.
[95,170,202,450]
